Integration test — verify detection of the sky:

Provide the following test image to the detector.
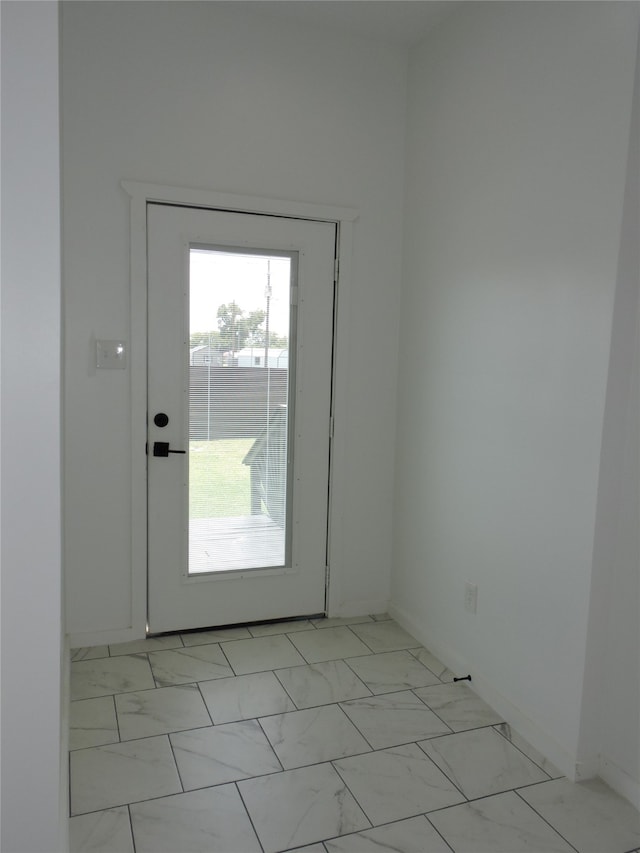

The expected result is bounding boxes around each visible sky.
[189,248,291,339]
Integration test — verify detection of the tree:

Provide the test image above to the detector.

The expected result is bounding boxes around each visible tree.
[215,302,288,357]
[190,330,221,349]
[216,304,281,350]
[245,310,266,346]
[216,301,247,354]
[265,331,288,349]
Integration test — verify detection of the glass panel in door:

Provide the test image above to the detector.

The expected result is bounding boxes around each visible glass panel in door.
[188,248,294,574]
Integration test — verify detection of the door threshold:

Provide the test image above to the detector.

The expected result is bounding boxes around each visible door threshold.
[148,612,326,638]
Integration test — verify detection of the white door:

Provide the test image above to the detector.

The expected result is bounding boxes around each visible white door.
[147,203,336,633]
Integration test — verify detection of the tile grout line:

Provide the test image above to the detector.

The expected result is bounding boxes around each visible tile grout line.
[422,813,457,853]
[492,723,555,780]
[195,680,215,727]
[412,739,469,804]
[328,756,376,832]
[166,731,187,795]
[216,639,236,674]
[407,686,456,734]
[512,787,581,853]
[271,666,302,710]
[71,621,633,852]
[112,693,122,745]
[233,781,267,853]
[254,715,286,774]
[333,698,379,753]
[126,804,137,853]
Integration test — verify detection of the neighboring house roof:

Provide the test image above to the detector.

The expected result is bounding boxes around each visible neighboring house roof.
[236,348,288,358]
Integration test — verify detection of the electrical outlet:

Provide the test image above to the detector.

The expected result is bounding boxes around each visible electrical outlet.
[464,582,478,614]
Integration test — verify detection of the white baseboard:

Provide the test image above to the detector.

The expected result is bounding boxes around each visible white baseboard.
[389,601,579,781]
[574,757,601,782]
[59,634,71,853]
[330,598,390,618]
[68,626,145,649]
[69,600,391,647]
[598,756,640,810]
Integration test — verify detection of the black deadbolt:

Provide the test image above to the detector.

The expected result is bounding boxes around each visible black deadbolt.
[154,412,169,428]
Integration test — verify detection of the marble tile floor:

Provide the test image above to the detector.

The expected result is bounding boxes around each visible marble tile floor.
[69,616,640,853]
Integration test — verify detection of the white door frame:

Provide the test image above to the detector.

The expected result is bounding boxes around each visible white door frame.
[122,181,357,637]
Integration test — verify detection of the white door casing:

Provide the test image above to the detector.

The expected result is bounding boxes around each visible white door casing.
[117,182,357,647]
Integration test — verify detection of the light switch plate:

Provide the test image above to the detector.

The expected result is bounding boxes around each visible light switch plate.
[96,340,127,369]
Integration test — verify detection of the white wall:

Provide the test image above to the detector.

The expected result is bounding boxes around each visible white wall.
[0,2,67,850]
[392,1,639,779]
[62,2,407,637]
[579,28,640,803]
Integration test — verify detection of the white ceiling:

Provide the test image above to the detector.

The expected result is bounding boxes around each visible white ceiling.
[241,1,461,47]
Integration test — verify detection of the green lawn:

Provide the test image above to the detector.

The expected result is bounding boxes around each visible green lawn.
[189,438,253,518]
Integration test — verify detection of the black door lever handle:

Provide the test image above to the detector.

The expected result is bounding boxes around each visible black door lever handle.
[153,441,186,457]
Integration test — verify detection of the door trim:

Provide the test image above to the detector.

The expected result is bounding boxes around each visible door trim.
[122,181,358,638]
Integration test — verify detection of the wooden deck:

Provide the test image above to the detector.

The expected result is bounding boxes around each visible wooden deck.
[189,514,285,574]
